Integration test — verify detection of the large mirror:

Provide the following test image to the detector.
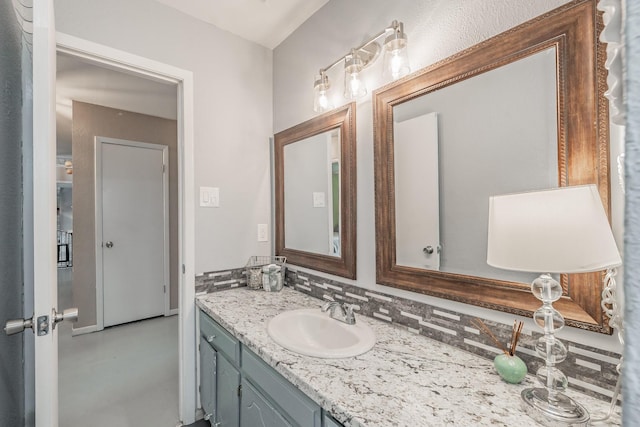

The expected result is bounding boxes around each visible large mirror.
[275,103,356,279]
[374,0,612,333]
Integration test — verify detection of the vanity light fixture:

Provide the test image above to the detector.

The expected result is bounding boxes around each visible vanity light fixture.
[313,71,332,113]
[382,21,410,80]
[312,20,410,112]
[487,185,622,426]
[64,160,73,175]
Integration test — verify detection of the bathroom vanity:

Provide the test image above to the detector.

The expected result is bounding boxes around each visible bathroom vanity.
[196,288,620,426]
[198,307,334,426]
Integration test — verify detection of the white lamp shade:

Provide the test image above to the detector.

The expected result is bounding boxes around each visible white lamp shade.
[487,185,621,273]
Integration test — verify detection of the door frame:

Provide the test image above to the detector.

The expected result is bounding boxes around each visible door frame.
[95,137,171,330]
[55,33,197,424]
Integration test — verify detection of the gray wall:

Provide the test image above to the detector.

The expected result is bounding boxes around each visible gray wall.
[284,132,332,254]
[624,2,640,424]
[72,101,178,329]
[55,0,273,274]
[0,0,25,425]
[273,0,622,351]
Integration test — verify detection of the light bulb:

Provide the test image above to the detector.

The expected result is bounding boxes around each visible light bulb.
[344,72,366,99]
[389,51,407,79]
[313,72,333,113]
[318,90,329,110]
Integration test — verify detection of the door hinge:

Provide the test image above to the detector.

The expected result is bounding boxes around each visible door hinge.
[182,264,186,274]
[162,163,166,173]
[164,285,166,293]
[237,384,242,397]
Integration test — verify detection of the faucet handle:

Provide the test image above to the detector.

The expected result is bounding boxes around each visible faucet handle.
[342,303,356,324]
[321,301,338,312]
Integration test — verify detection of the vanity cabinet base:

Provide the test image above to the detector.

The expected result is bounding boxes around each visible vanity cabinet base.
[198,309,342,427]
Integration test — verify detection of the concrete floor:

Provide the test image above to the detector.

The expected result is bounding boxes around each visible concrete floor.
[58,268,181,427]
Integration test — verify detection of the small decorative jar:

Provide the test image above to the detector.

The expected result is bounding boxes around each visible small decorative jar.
[262,264,283,292]
[494,353,527,384]
[246,268,263,290]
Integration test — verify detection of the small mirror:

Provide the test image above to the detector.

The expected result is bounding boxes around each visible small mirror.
[275,103,356,278]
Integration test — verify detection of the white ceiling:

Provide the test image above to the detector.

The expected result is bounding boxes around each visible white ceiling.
[153,0,329,49]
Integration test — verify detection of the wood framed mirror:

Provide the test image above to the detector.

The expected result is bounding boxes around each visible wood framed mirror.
[275,103,357,279]
[373,0,612,333]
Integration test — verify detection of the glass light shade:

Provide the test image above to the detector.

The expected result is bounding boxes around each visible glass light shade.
[344,72,366,99]
[383,24,410,80]
[313,73,332,113]
[343,52,367,99]
[487,185,621,273]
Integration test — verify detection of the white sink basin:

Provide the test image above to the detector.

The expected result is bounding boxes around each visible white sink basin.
[267,308,376,358]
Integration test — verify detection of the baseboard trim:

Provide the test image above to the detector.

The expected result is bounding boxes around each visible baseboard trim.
[71,324,98,336]
[168,308,179,316]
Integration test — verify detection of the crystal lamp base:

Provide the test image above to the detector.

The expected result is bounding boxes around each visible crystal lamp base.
[521,387,589,426]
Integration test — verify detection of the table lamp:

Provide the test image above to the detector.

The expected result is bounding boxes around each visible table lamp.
[487,185,622,425]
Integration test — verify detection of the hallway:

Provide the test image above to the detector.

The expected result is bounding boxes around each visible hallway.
[58,268,180,427]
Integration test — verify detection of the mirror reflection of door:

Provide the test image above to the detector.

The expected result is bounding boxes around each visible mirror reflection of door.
[394,112,440,270]
[284,129,341,257]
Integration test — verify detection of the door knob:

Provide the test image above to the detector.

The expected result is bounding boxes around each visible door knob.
[423,245,442,255]
[52,307,79,330]
[105,241,114,248]
[5,315,49,336]
[4,318,34,336]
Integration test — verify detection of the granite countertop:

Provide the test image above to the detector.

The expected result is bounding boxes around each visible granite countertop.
[196,287,620,427]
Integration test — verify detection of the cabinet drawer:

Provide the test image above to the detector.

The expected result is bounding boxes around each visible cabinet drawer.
[199,310,240,364]
[243,348,321,427]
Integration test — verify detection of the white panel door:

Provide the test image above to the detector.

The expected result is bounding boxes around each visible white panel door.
[394,112,441,270]
[99,138,167,327]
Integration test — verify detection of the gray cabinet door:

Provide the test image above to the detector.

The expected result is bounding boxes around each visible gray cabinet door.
[217,354,240,427]
[240,379,292,427]
[323,414,343,427]
[199,336,217,422]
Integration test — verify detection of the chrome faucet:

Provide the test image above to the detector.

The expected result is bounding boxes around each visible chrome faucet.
[321,301,356,325]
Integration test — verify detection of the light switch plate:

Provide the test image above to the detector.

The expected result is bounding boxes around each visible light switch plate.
[257,224,268,242]
[312,192,326,208]
[200,187,220,207]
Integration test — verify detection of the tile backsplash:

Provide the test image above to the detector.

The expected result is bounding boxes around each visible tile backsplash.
[195,266,621,403]
[195,267,246,294]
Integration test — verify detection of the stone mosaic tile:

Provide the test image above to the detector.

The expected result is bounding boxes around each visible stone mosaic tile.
[195,267,246,294]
